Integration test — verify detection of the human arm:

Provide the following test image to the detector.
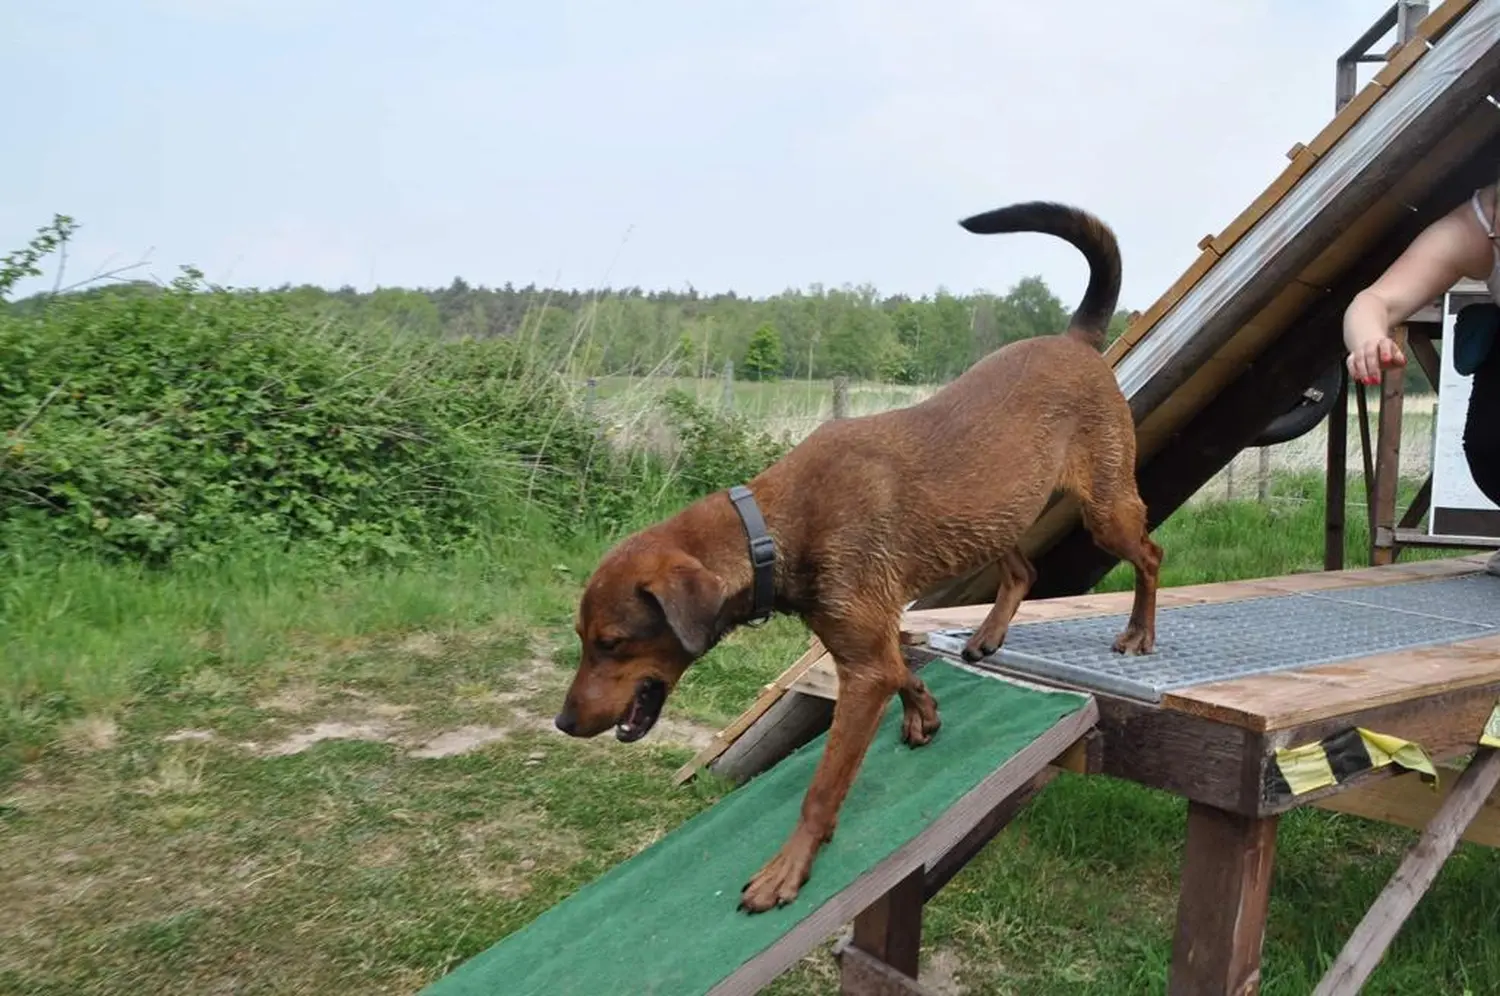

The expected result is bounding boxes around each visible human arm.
[1342,193,1494,385]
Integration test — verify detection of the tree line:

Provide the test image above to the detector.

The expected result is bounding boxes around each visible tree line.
[270,276,1133,384]
[8,273,1133,385]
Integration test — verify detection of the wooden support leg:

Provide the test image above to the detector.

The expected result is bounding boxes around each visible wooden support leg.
[841,866,924,994]
[1325,366,1348,571]
[923,769,1057,899]
[1312,748,1500,996]
[1169,803,1280,996]
[837,946,938,996]
[1371,326,1407,566]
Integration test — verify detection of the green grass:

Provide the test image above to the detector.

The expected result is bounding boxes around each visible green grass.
[2,473,1496,995]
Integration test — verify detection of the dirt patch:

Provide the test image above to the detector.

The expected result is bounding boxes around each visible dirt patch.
[261,721,401,757]
[162,729,217,743]
[648,716,716,751]
[455,805,587,899]
[923,947,968,995]
[58,715,118,753]
[255,683,322,715]
[408,725,512,759]
[397,631,445,660]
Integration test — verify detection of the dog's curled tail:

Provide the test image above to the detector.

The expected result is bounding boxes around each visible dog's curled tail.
[958,201,1122,352]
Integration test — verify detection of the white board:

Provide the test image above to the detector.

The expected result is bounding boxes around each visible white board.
[1429,296,1500,541]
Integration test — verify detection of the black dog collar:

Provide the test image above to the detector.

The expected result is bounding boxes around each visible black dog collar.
[727,485,776,625]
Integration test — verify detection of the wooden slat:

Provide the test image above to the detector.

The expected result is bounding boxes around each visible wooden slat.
[1313,763,1500,848]
[672,637,828,784]
[1208,145,1321,258]
[791,662,840,701]
[1163,633,1500,732]
[1307,80,1390,161]
[1103,249,1220,366]
[1371,31,1434,89]
[1411,0,1483,43]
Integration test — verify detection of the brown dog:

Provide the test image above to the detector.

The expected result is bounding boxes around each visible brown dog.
[554,202,1160,913]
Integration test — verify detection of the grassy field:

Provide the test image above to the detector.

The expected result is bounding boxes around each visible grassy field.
[4,472,1496,996]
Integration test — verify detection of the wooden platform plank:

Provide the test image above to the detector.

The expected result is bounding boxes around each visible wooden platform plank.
[1164,633,1500,732]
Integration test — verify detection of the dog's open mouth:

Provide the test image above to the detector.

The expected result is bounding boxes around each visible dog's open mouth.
[616,678,668,743]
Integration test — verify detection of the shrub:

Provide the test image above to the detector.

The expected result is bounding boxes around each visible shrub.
[0,270,633,564]
[655,389,789,497]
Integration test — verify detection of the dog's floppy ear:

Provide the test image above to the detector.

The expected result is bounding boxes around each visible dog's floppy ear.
[640,555,726,658]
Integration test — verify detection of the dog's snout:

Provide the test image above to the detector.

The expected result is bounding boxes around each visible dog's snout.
[554,706,579,736]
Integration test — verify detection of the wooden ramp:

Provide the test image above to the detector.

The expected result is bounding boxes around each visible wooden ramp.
[920,0,1500,606]
[417,662,1097,996]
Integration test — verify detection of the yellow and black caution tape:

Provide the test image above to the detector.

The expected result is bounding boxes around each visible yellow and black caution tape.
[1482,700,1500,750]
[1266,726,1438,801]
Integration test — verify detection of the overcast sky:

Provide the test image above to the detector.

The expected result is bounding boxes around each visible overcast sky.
[4,1,1399,311]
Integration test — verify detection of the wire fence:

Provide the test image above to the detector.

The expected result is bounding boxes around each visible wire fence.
[587,371,1440,510]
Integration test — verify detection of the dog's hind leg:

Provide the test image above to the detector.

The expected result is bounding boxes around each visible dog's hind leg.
[1080,480,1161,655]
[961,547,1037,663]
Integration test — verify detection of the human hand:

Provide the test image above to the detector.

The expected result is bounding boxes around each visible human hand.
[1346,333,1405,386]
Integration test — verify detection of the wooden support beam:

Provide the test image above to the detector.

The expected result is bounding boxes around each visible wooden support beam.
[1313,763,1500,848]
[1326,367,1349,570]
[1169,804,1280,996]
[1407,325,1442,386]
[1371,325,1408,566]
[923,769,1057,900]
[1355,380,1377,542]
[674,638,829,785]
[846,866,926,988]
[1396,474,1433,532]
[1312,748,1500,996]
[836,945,938,996]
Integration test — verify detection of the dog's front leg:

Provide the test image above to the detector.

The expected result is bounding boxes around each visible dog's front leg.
[740,647,904,913]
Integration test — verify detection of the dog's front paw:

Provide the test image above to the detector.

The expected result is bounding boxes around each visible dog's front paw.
[962,632,1000,662]
[1111,625,1154,655]
[901,706,941,747]
[740,841,815,913]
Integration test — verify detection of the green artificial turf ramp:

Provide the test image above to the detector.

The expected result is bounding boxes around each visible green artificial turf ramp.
[420,661,1090,996]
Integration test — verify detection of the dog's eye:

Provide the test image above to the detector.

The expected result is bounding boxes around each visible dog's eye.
[595,636,622,653]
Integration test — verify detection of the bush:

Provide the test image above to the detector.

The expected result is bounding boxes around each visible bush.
[656,389,789,496]
[0,270,637,564]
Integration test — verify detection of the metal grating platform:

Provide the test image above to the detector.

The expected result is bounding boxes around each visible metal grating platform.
[925,572,1500,703]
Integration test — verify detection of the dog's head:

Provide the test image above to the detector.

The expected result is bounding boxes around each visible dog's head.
[555,539,726,743]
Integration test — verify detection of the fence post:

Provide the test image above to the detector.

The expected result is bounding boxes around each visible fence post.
[832,376,849,420]
[721,360,734,411]
[1257,446,1271,503]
